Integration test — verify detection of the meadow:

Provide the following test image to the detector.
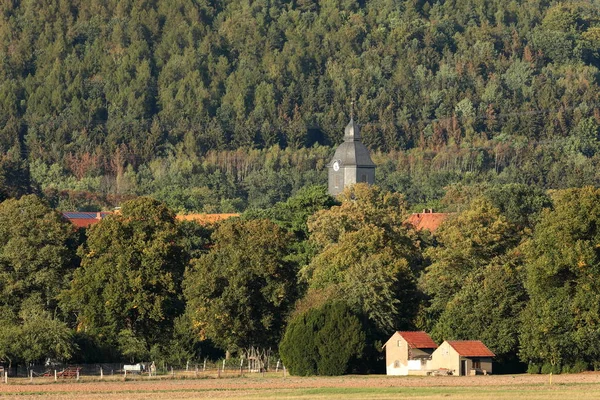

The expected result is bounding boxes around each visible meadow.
[1,373,600,400]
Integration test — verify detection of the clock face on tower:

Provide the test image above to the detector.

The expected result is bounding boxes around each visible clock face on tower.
[333,160,340,171]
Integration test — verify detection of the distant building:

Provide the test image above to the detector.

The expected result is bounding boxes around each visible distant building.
[429,340,495,376]
[383,331,438,376]
[327,117,376,196]
[405,210,450,233]
[61,212,112,229]
[384,332,495,376]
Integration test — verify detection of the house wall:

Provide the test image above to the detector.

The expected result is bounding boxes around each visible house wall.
[385,333,409,375]
[429,341,460,374]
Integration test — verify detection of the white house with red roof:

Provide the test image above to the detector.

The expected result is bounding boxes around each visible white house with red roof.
[383,331,438,375]
[429,340,495,376]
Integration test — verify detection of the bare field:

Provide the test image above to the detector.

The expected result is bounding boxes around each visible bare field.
[1,373,600,399]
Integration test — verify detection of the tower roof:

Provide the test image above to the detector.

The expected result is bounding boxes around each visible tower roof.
[331,118,375,167]
[344,117,361,141]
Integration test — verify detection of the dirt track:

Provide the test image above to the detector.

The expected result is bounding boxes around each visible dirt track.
[0,372,599,395]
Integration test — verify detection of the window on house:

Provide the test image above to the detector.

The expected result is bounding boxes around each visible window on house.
[334,175,341,188]
[394,360,400,368]
[472,359,481,369]
[397,340,402,347]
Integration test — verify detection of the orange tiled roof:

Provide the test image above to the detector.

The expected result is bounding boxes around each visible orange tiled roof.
[176,213,240,224]
[62,212,112,228]
[398,331,438,349]
[447,341,495,357]
[405,212,449,232]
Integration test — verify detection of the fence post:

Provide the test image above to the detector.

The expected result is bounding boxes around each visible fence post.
[186,361,189,372]
[283,365,286,378]
[171,366,174,377]
[30,369,33,382]
[100,367,103,380]
[54,370,57,382]
[76,369,80,381]
[4,371,7,384]
[203,359,206,372]
[275,360,280,373]
[195,365,198,378]
[124,369,127,380]
[217,367,221,379]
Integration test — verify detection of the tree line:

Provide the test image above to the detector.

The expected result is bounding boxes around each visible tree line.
[2,183,600,375]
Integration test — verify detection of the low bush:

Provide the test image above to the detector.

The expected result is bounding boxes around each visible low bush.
[570,360,589,373]
[541,363,561,375]
[527,363,541,374]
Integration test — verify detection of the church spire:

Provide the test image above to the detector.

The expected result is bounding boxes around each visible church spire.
[344,100,360,142]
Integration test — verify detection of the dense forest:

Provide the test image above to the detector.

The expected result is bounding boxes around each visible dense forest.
[2,184,600,376]
[0,0,600,211]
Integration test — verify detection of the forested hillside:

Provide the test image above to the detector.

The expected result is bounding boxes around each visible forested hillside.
[1,0,600,211]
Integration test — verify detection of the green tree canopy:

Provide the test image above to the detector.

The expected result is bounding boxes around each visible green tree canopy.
[0,194,77,314]
[0,195,77,365]
[420,197,520,317]
[520,187,600,367]
[301,184,420,333]
[61,197,186,361]
[184,218,298,354]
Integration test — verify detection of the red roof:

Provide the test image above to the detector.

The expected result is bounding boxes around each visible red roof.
[398,331,438,349]
[447,341,495,357]
[62,212,112,228]
[405,212,449,232]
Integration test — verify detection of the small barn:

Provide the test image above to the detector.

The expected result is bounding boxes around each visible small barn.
[430,340,495,376]
[383,331,438,375]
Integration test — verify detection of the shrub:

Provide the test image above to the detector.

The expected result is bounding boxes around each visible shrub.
[541,363,561,374]
[527,363,541,374]
[279,301,366,376]
[571,360,589,373]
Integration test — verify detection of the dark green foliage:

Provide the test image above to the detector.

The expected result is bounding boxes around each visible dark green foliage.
[60,197,187,361]
[279,302,366,376]
[541,363,561,375]
[0,195,78,314]
[520,187,600,367]
[184,218,299,353]
[527,363,541,374]
[484,184,552,231]
[0,154,32,202]
[0,195,78,365]
[571,360,589,374]
[244,185,338,241]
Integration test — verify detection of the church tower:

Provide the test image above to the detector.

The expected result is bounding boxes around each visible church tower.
[328,117,376,196]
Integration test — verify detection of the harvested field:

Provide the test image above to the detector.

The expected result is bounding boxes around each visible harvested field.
[1,373,600,399]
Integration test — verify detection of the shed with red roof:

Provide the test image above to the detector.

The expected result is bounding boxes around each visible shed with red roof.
[383,331,438,376]
[430,340,495,375]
